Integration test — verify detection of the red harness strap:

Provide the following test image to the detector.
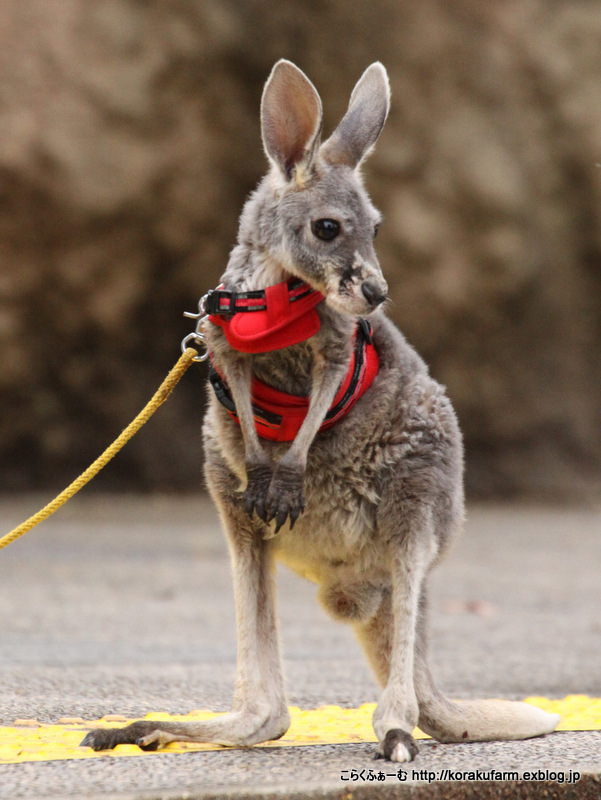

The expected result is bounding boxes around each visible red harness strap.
[209,319,379,442]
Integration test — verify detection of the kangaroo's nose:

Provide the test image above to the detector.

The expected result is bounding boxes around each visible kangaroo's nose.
[361,281,387,307]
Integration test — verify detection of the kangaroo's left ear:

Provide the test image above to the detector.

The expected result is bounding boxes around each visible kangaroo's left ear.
[320,63,390,169]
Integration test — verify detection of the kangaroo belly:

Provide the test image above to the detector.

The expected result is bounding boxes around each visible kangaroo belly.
[272,452,388,587]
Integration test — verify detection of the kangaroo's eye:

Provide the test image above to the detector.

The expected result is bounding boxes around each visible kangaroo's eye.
[373,224,380,239]
[312,219,340,241]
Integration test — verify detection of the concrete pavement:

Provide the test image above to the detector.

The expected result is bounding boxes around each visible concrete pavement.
[0,495,600,798]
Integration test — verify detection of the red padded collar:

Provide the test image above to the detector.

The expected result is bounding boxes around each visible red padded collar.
[207,278,325,353]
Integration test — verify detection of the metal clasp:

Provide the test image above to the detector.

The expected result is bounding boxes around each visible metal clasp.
[181,294,210,362]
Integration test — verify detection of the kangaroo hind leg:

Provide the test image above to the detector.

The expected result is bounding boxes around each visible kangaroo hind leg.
[82,472,290,751]
[355,502,438,762]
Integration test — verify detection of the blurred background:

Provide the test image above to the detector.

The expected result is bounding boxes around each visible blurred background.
[1,0,600,502]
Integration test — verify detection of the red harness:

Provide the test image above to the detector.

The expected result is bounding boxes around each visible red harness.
[206,278,379,441]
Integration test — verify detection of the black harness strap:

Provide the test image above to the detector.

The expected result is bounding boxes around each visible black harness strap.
[204,278,311,316]
[324,318,372,422]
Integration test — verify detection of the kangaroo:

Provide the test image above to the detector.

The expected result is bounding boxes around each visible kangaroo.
[82,60,559,761]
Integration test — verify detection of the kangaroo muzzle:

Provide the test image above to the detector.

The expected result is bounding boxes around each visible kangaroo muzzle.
[361,280,388,307]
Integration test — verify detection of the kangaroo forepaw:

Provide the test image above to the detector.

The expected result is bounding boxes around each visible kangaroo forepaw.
[242,459,273,521]
[80,721,160,751]
[265,463,305,533]
[376,729,419,762]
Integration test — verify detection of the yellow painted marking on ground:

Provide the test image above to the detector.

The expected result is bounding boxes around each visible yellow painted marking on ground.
[1,697,599,764]
[525,695,601,731]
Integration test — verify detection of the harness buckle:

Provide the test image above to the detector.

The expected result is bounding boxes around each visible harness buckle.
[208,368,237,413]
[201,289,222,315]
[201,288,238,316]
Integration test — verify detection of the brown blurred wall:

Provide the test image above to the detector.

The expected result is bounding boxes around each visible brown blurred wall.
[1,0,600,500]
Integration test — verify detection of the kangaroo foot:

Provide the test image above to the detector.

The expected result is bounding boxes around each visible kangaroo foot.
[376,729,419,762]
[81,721,168,752]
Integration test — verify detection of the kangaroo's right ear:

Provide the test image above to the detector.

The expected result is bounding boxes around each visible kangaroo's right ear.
[261,60,323,181]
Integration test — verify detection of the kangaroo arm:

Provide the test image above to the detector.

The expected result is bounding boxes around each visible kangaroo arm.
[280,349,348,470]
[217,353,274,519]
[220,354,267,465]
[263,349,348,532]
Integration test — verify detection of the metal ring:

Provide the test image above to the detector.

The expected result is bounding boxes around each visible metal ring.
[181,332,210,362]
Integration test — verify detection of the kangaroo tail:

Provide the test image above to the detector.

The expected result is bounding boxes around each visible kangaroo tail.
[414,652,560,743]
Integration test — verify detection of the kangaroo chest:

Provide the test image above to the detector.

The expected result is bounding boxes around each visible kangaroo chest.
[205,277,380,441]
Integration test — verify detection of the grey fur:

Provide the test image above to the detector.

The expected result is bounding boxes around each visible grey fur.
[81,60,560,761]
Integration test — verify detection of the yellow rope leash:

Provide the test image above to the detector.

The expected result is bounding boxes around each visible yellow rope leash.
[0,347,199,552]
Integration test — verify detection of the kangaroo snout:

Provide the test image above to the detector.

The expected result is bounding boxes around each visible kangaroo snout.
[361,280,387,307]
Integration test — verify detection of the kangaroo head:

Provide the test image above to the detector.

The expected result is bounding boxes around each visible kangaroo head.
[259,60,390,317]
